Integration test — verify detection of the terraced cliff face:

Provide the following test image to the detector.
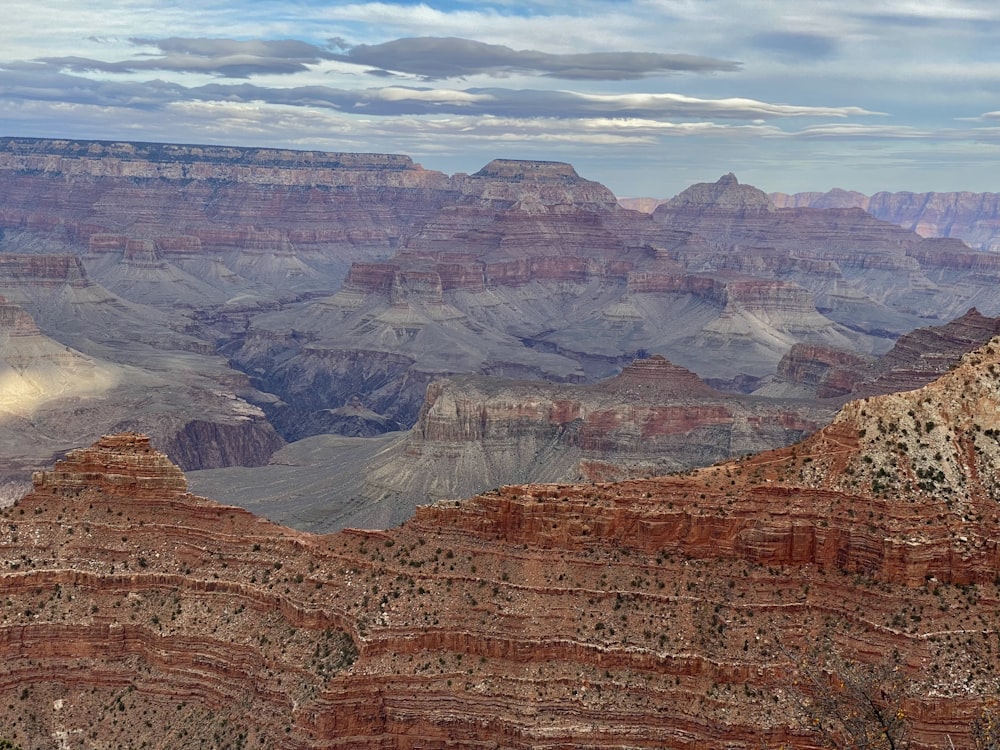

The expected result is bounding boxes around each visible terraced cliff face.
[189,315,999,534]
[5,138,1000,458]
[761,308,1000,399]
[0,137,454,277]
[356,355,828,514]
[233,167,962,434]
[772,187,1000,252]
[6,340,1000,748]
[654,177,1000,326]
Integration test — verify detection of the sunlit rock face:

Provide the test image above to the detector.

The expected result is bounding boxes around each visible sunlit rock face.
[5,339,1000,747]
[0,287,282,488]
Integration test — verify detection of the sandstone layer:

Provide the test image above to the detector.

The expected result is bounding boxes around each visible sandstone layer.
[6,338,1000,747]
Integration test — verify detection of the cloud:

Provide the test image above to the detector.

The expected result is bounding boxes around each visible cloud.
[749,32,837,61]
[0,63,186,108]
[790,123,930,139]
[327,36,740,80]
[37,37,339,79]
[0,63,881,125]
[187,83,881,121]
[31,34,740,84]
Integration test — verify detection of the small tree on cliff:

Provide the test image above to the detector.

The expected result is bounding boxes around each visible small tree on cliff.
[785,639,909,750]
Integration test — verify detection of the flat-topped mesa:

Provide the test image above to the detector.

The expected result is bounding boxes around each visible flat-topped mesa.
[607,354,719,398]
[0,254,91,288]
[473,159,582,181]
[721,277,818,314]
[460,158,619,209]
[660,172,775,213]
[32,433,187,499]
[0,296,41,336]
[122,238,165,268]
[0,137,424,177]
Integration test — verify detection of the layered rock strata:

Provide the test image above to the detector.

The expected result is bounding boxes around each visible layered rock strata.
[192,312,1000,533]
[0,138,454,258]
[761,308,1000,400]
[189,354,829,533]
[355,355,827,518]
[772,187,1000,251]
[6,140,1000,456]
[6,139,1000,440]
[6,339,1000,747]
[236,166,927,433]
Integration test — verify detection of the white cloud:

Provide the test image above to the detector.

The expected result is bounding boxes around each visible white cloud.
[369,87,497,104]
[570,91,880,118]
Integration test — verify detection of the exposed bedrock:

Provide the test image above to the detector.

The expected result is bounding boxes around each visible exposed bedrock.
[236,338,421,440]
[772,186,1000,251]
[356,356,830,512]
[162,417,285,471]
[6,339,1000,747]
[761,308,1000,400]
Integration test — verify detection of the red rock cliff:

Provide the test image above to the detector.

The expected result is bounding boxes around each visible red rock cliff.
[5,337,1000,749]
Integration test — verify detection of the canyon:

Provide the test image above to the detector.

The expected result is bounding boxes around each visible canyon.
[189,308,1000,533]
[5,136,1000,746]
[2,335,1000,747]
[190,354,832,531]
[4,139,1000,525]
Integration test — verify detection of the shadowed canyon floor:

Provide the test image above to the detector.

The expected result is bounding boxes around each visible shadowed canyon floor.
[3,337,1000,747]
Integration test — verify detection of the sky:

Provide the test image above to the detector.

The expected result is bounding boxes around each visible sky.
[4,0,1000,198]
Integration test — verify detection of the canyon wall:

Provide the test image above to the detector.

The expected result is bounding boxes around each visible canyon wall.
[772,186,1000,252]
[5,337,1000,746]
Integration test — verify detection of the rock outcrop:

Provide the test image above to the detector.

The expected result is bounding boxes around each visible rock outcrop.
[6,339,1000,747]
